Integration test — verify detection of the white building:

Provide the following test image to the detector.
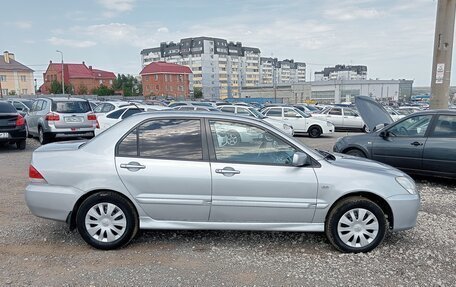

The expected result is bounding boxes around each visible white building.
[141,37,260,99]
[314,65,367,81]
[259,58,306,85]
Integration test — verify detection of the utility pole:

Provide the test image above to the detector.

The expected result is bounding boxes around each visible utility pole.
[430,0,456,109]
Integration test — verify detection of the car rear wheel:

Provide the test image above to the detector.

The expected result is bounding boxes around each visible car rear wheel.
[38,127,50,145]
[308,126,322,138]
[345,149,366,158]
[16,139,26,150]
[325,197,387,253]
[76,192,138,250]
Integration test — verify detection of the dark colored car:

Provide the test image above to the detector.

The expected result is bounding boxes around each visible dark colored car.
[333,96,456,179]
[0,101,27,150]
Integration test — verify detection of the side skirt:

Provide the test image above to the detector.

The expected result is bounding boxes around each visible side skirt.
[139,217,325,232]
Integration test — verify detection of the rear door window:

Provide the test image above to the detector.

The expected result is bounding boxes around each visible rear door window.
[107,108,127,119]
[265,108,282,117]
[52,101,91,113]
[329,108,342,115]
[121,108,143,119]
[117,119,203,161]
[430,115,456,138]
[220,106,235,113]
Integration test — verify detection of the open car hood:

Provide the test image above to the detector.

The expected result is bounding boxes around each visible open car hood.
[355,96,393,131]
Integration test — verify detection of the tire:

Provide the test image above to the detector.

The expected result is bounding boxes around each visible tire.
[308,126,322,138]
[345,149,366,158]
[38,127,50,145]
[362,125,370,133]
[16,139,26,150]
[225,130,241,146]
[325,197,387,253]
[76,191,139,250]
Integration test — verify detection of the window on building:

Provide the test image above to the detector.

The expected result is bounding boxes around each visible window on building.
[109,80,113,85]
[0,75,6,82]
[99,80,103,84]
[20,75,26,82]
[21,89,28,94]
[154,74,158,80]
[1,89,8,95]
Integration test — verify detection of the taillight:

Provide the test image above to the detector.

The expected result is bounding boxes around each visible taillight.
[16,114,25,126]
[88,113,97,121]
[45,112,60,121]
[29,165,46,183]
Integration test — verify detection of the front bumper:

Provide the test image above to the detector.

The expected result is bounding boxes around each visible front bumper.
[25,183,82,222]
[387,194,420,231]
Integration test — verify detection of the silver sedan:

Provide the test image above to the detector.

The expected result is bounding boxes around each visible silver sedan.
[25,112,420,252]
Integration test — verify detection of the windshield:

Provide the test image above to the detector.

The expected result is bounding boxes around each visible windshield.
[294,109,311,118]
[248,107,265,119]
[306,105,319,111]
[52,101,91,113]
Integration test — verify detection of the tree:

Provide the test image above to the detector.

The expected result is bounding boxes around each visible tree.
[193,87,203,99]
[112,74,142,97]
[92,84,115,96]
[77,84,88,95]
[49,80,73,94]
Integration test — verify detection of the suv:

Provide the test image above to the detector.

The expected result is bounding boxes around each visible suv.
[26,97,97,144]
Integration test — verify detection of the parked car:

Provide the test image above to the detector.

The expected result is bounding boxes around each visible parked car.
[0,101,26,149]
[333,96,456,178]
[93,101,131,114]
[7,98,34,117]
[261,106,334,137]
[25,111,419,252]
[398,106,422,115]
[219,105,294,136]
[26,97,97,144]
[95,105,169,135]
[385,106,406,121]
[173,105,220,112]
[312,106,367,132]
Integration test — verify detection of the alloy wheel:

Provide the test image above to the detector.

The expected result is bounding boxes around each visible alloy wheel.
[226,133,239,146]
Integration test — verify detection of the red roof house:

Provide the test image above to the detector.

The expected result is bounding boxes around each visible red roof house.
[140,62,192,98]
[41,61,116,95]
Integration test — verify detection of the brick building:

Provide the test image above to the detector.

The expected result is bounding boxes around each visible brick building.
[140,62,192,98]
[40,61,116,95]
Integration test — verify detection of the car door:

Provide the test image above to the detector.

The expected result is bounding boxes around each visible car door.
[343,109,363,128]
[207,120,318,223]
[283,107,307,132]
[115,118,211,221]
[422,114,456,177]
[326,108,344,127]
[28,100,42,134]
[372,114,433,171]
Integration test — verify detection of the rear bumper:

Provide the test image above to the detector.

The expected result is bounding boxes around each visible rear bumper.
[387,194,420,231]
[45,126,95,138]
[25,183,82,222]
[0,126,26,141]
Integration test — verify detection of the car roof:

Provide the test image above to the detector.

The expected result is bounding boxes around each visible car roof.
[39,97,88,102]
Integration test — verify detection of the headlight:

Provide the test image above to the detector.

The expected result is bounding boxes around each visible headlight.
[396,176,417,194]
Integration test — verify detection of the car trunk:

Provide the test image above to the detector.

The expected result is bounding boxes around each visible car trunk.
[0,114,19,130]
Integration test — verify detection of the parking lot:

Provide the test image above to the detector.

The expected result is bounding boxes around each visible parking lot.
[1,133,455,286]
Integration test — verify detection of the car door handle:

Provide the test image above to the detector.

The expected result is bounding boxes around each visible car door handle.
[410,141,423,146]
[215,168,240,175]
[120,162,146,170]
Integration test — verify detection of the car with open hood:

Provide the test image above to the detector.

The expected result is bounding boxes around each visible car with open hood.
[25,111,419,253]
[333,96,456,179]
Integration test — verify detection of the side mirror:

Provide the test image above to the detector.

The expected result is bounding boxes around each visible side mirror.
[379,130,389,138]
[292,152,309,167]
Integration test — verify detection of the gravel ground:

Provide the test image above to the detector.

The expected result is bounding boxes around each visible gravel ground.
[0,134,455,286]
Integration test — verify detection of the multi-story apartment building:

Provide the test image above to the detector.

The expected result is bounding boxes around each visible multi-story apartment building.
[259,58,306,85]
[140,62,192,98]
[140,37,261,99]
[40,61,116,95]
[0,51,34,97]
[314,65,367,81]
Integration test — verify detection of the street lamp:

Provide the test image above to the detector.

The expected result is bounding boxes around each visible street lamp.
[56,50,64,97]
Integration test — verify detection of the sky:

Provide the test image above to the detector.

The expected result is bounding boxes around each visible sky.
[0,0,448,87]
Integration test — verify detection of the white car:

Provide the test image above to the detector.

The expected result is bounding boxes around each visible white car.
[93,101,132,114]
[261,106,334,138]
[312,106,368,132]
[385,107,406,121]
[219,105,294,136]
[95,105,169,136]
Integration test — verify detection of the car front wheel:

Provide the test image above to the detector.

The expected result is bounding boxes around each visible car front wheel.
[325,197,387,253]
[308,126,322,138]
[76,192,139,250]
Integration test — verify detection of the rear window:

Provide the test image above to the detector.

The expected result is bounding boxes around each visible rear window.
[0,102,17,113]
[52,101,91,113]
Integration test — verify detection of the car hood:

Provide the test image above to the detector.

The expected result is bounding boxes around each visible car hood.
[329,152,404,176]
[355,96,393,131]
